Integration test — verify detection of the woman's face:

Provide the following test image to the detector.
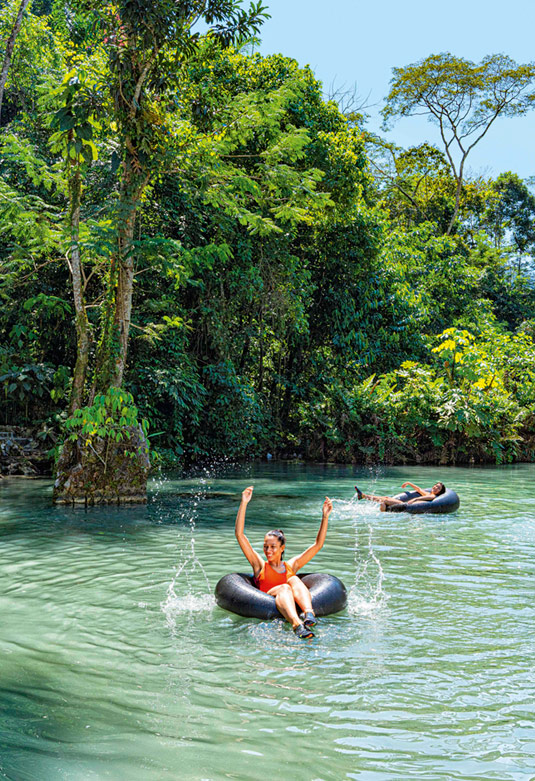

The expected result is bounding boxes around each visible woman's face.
[431,482,443,495]
[264,534,284,562]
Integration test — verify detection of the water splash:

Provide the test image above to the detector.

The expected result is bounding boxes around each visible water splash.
[162,592,216,625]
[348,522,387,616]
[161,474,216,631]
[333,493,388,616]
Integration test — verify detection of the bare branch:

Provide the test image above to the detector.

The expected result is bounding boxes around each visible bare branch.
[326,79,373,118]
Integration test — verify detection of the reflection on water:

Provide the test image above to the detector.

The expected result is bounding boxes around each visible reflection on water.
[1,463,535,780]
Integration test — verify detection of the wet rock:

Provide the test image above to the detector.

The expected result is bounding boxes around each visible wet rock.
[0,426,53,476]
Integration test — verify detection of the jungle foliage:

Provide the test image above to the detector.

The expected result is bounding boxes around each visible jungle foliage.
[2,0,535,469]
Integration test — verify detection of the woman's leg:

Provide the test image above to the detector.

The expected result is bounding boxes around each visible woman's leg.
[378,496,405,508]
[287,576,313,614]
[268,584,302,629]
[361,493,405,510]
[361,492,384,502]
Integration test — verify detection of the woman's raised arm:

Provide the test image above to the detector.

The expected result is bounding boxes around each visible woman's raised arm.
[288,497,332,573]
[235,486,263,576]
[401,481,427,496]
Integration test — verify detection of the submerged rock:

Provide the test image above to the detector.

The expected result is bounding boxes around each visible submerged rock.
[53,426,150,505]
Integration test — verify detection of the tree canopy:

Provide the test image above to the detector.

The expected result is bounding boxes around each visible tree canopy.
[382,53,535,233]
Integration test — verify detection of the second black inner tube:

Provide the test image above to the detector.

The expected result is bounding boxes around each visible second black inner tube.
[392,487,460,514]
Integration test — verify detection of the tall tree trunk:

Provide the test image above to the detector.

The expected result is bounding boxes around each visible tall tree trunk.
[0,0,30,125]
[280,346,298,426]
[111,193,137,387]
[446,157,466,235]
[90,253,118,401]
[256,307,264,394]
[67,158,90,414]
[446,178,463,235]
[55,171,150,506]
[238,333,250,373]
[92,159,145,394]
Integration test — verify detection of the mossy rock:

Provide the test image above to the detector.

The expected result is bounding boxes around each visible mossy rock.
[53,426,150,505]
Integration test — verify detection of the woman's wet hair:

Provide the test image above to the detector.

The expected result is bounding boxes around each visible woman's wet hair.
[434,482,446,496]
[265,529,286,557]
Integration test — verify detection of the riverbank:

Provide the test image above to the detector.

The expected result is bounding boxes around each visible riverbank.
[4,431,535,481]
[0,426,53,477]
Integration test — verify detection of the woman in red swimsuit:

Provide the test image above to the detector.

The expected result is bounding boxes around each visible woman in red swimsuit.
[235,486,333,639]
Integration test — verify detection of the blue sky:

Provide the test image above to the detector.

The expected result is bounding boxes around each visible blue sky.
[258,0,535,180]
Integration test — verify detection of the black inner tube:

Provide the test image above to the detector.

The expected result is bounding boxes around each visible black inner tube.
[391,487,460,514]
[215,572,347,620]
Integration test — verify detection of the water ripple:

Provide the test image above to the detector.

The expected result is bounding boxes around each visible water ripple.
[1,464,534,780]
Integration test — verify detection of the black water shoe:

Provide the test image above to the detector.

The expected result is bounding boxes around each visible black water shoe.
[294,623,314,639]
[303,612,317,628]
[355,485,363,500]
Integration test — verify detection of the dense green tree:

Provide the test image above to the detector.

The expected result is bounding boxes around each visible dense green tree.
[485,172,535,272]
[78,0,267,395]
[0,0,59,125]
[48,1,272,499]
[0,0,31,123]
[129,43,390,457]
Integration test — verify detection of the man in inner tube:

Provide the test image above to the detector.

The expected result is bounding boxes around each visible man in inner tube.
[354,481,446,512]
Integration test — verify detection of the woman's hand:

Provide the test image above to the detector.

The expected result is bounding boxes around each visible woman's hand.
[401,482,412,489]
[322,497,333,517]
[241,486,254,504]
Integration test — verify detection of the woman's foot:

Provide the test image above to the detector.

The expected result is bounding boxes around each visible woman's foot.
[355,485,363,500]
[294,623,314,639]
[303,611,317,628]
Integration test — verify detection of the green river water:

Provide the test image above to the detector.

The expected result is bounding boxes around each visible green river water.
[1,463,534,780]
